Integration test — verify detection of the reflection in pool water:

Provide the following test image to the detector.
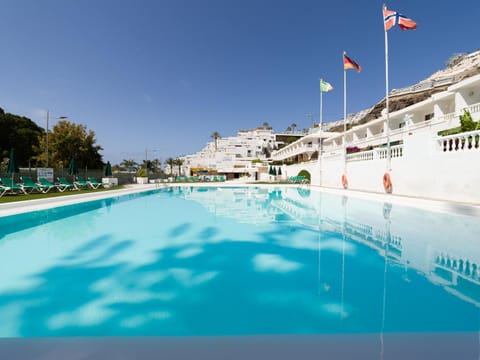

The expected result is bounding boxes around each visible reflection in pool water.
[0,186,478,340]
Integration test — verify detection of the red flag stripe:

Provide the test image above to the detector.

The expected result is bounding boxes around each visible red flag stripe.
[343,54,362,73]
[383,6,417,31]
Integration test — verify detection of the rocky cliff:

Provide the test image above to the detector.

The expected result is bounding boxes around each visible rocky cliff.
[328,50,480,132]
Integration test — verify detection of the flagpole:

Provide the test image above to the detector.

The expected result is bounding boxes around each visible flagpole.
[384,4,391,172]
[319,79,324,186]
[320,79,323,127]
[343,52,347,175]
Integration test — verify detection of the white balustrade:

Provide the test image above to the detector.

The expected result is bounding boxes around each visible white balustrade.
[435,252,480,283]
[465,103,480,115]
[391,145,404,158]
[437,129,480,152]
[347,144,403,162]
[346,149,374,162]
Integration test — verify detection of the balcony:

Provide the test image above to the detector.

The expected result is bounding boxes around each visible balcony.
[346,144,404,162]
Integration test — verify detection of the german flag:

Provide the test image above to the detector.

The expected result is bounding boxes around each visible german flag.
[343,53,361,73]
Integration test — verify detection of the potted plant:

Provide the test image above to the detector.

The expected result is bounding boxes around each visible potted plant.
[136,168,149,184]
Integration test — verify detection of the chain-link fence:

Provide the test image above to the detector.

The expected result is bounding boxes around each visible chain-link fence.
[0,168,169,186]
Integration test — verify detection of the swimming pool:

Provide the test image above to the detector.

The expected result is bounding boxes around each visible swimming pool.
[0,186,479,341]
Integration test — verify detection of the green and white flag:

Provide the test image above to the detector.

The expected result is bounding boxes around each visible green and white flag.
[320,80,333,92]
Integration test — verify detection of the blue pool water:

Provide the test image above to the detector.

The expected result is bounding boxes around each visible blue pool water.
[0,186,479,338]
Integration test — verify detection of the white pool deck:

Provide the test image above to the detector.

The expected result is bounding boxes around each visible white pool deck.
[1,182,479,218]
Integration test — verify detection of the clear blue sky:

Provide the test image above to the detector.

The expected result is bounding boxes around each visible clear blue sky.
[1,0,478,165]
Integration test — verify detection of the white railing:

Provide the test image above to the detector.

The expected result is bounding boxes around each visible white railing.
[465,103,480,115]
[435,251,480,284]
[390,77,455,96]
[437,129,480,153]
[428,112,457,128]
[346,144,404,162]
[323,152,343,160]
[272,142,318,161]
[276,103,480,161]
[346,150,374,162]
[323,130,404,155]
[378,145,404,159]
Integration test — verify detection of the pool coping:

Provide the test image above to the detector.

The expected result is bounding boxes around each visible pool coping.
[0,332,477,360]
[1,182,479,218]
[0,185,161,217]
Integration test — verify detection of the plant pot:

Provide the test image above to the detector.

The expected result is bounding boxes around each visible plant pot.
[136,177,149,184]
[102,177,118,187]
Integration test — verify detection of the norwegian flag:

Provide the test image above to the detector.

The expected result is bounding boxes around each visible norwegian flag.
[383,6,417,31]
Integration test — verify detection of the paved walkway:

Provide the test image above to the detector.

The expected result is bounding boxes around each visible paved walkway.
[1,183,479,218]
[0,184,160,217]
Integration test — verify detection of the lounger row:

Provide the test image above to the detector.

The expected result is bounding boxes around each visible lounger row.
[175,176,226,182]
[287,176,309,184]
[0,176,107,196]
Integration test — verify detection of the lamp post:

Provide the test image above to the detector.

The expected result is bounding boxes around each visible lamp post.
[145,148,160,174]
[305,113,315,129]
[45,110,68,167]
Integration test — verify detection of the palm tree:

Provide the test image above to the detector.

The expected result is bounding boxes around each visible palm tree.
[120,159,138,172]
[290,123,297,133]
[211,131,221,151]
[151,158,162,173]
[141,160,153,174]
[262,121,270,128]
[174,158,184,176]
[166,157,175,176]
[285,126,292,132]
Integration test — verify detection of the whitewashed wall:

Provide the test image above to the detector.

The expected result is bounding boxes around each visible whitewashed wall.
[276,75,480,203]
[284,122,480,204]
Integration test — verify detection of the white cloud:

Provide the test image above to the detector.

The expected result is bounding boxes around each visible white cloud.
[252,254,302,273]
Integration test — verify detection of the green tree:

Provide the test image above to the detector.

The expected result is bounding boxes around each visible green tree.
[33,120,103,168]
[286,136,298,144]
[298,169,311,181]
[0,108,44,166]
[119,159,138,172]
[460,110,478,132]
[165,157,175,176]
[210,131,221,151]
[174,158,184,176]
[141,160,154,174]
[150,158,162,173]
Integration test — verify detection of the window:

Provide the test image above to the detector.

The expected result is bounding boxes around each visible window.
[424,113,434,121]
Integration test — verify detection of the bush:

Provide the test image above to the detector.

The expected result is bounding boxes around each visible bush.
[297,170,311,181]
[438,127,461,136]
[136,168,148,177]
[438,110,479,136]
[346,146,361,154]
[460,110,478,132]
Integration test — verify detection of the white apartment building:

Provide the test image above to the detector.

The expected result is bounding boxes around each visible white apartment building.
[183,127,302,179]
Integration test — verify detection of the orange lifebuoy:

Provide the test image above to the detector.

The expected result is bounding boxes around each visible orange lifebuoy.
[383,173,392,193]
[341,174,348,189]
